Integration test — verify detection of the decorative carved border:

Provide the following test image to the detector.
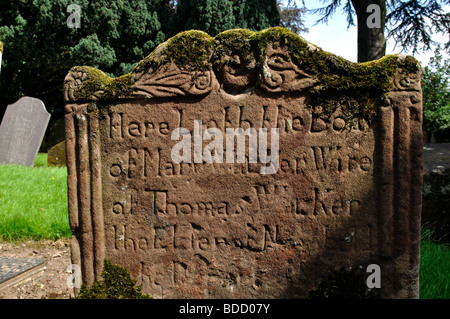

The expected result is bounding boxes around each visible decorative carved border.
[65,103,104,286]
[378,68,422,298]
[64,28,422,106]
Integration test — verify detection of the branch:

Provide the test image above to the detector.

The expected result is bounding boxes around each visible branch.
[309,0,342,26]
[386,0,450,54]
[343,0,356,28]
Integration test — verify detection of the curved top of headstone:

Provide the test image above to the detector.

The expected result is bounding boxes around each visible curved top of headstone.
[64,27,421,106]
[12,96,49,114]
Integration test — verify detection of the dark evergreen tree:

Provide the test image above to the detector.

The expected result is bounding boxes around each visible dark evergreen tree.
[240,0,280,31]
[0,0,281,124]
[0,0,167,121]
[176,0,281,34]
[175,0,236,36]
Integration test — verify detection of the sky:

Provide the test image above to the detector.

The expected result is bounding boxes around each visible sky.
[292,0,449,66]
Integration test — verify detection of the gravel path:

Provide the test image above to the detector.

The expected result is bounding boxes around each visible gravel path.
[0,239,74,299]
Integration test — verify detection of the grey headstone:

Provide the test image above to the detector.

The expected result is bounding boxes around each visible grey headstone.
[0,97,50,166]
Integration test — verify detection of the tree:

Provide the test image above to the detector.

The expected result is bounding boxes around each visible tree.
[0,0,281,126]
[422,46,450,136]
[311,0,450,62]
[278,0,308,34]
[176,0,281,34]
[175,0,236,36]
[236,0,280,31]
[0,0,167,121]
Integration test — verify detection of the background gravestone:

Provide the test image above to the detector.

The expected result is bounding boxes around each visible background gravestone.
[64,27,423,299]
[0,97,50,166]
[47,140,66,167]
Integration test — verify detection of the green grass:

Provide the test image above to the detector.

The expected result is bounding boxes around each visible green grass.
[34,152,49,167]
[0,153,70,240]
[0,154,448,298]
[420,228,450,299]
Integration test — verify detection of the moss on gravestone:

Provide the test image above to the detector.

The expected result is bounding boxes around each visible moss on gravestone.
[69,26,421,125]
[212,28,256,68]
[76,259,151,299]
[71,66,134,102]
[163,30,214,72]
[249,27,421,124]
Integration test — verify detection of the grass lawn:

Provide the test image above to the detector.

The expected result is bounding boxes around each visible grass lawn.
[0,153,448,298]
[0,153,70,240]
[419,228,450,299]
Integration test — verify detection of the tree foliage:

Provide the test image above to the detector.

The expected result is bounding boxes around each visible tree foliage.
[175,0,236,36]
[237,0,280,31]
[278,0,308,34]
[386,0,450,54]
[0,0,167,120]
[175,0,281,35]
[422,46,450,134]
[0,0,281,122]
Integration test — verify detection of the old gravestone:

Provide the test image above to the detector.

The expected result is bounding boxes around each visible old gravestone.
[0,97,50,166]
[47,140,66,167]
[64,27,423,298]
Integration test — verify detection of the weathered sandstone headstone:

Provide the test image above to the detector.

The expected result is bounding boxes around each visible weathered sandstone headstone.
[0,97,50,166]
[47,140,66,167]
[64,27,423,298]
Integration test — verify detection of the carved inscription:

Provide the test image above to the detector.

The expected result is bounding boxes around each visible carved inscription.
[99,96,375,298]
[107,104,368,141]
[65,29,422,299]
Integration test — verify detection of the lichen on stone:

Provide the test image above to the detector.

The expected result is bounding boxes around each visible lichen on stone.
[71,66,133,102]
[66,26,422,123]
[249,27,421,123]
[213,28,256,67]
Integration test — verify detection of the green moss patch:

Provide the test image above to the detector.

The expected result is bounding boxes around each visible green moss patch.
[134,30,214,77]
[213,28,256,67]
[71,66,133,102]
[163,30,214,72]
[68,26,421,124]
[250,27,421,123]
[76,259,151,299]
[250,27,420,93]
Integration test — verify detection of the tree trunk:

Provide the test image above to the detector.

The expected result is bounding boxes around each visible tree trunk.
[351,0,386,62]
